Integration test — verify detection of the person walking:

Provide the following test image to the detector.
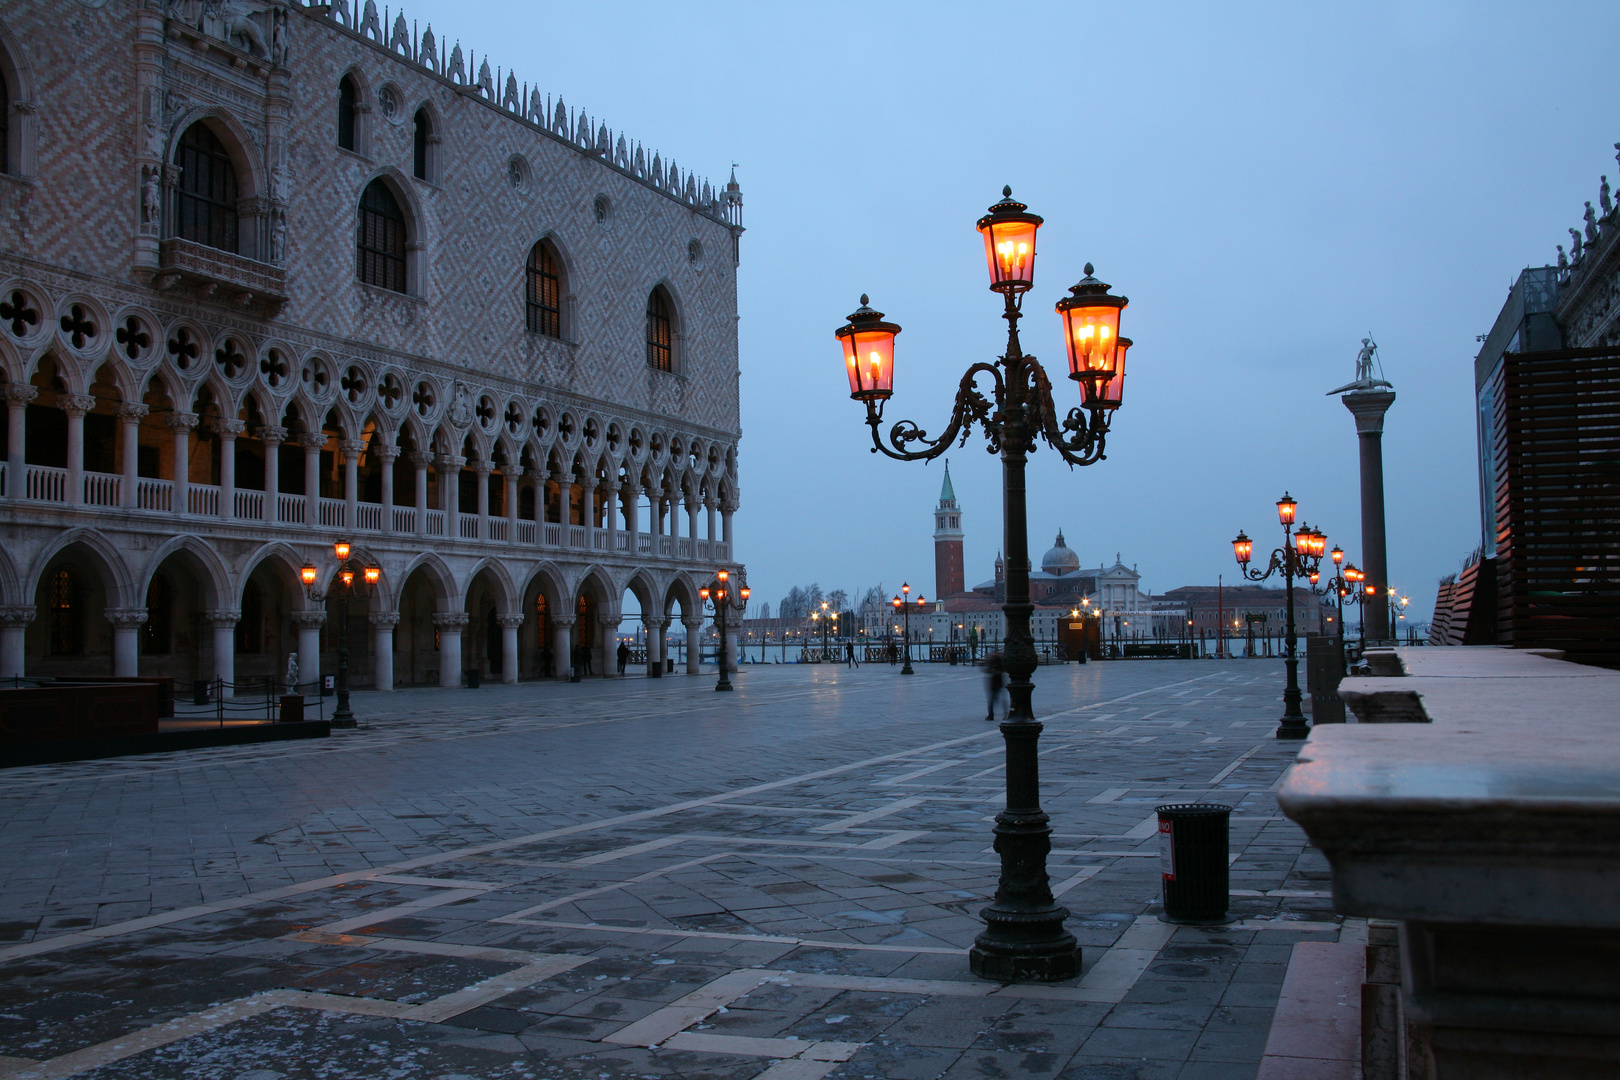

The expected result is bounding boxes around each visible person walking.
[984,651,1006,722]
[845,641,858,669]
[616,640,630,675]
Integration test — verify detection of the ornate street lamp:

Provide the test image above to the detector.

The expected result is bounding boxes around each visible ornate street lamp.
[301,543,380,728]
[891,584,926,675]
[699,569,749,691]
[835,187,1135,983]
[1232,495,1327,739]
[810,600,839,662]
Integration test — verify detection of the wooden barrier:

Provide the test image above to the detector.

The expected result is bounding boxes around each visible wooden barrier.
[0,682,162,743]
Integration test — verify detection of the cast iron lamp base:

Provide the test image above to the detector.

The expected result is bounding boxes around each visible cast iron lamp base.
[1274,716,1309,740]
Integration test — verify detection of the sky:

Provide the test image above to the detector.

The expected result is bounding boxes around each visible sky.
[403,0,1620,629]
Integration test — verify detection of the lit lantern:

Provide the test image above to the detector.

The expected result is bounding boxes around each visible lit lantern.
[340,569,355,588]
[1232,531,1253,566]
[699,586,710,602]
[836,296,901,401]
[902,582,910,596]
[1055,266,1128,396]
[892,596,902,609]
[1294,524,1313,556]
[740,586,751,602]
[300,563,318,587]
[1276,493,1297,526]
[976,187,1043,292]
[334,540,352,561]
[718,569,729,584]
[1331,546,1344,565]
[1309,570,1320,586]
[364,566,381,586]
[1089,337,1131,410]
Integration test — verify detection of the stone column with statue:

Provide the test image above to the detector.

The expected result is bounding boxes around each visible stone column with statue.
[1328,337,1395,644]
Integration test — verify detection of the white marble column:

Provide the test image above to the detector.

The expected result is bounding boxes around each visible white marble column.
[603,481,619,551]
[341,438,365,529]
[686,497,699,552]
[411,450,431,534]
[706,496,717,544]
[643,615,665,676]
[527,469,546,543]
[599,615,618,677]
[684,618,704,675]
[626,484,641,552]
[117,403,147,509]
[498,613,523,684]
[261,425,285,524]
[293,610,325,695]
[433,611,468,687]
[474,461,492,540]
[370,612,399,690]
[556,472,574,532]
[722,502,735,551]
[301,433,324,525]
[504,468,519,541]
[168,411,199,515]
[4,385,35,499]
[553,614,575,680]
[206,610,239,695]
[213,418,243,519]
[439,454,464,539]
[377,445,398,533]
[0,606,34,678]
[106,607,148,677]
[61,394,92,507]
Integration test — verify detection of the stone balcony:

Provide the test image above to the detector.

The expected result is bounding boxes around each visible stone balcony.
[155,238,288,316]
[0,462,729,563]
[1274,646,1620,1079]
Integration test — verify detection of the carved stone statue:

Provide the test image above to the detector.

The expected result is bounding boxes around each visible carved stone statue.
[270,211,286,262]
[1585,201,1600,243]
[1570,227,1585,261]
[1602,176,1613,219]
[210,0,269,57]
[1558,244,1569,274]
[1327,336,1393,395]
[285,652,299,695]
[140,167,161,225]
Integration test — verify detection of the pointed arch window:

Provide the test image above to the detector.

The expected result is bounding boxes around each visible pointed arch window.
[0,72,8,175]
[142,574,172,655]
[338,75,358,151]
[50,568,82,656]
[174,122,239,253]
[413,109,430,180]
[356,179,407,293]
[525,241,562,337]
[646,287,673,372]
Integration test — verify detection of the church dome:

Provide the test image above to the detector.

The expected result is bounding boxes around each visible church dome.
[1041,530,1080,576]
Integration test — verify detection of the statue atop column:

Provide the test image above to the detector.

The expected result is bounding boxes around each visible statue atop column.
[1327,336,1393,395]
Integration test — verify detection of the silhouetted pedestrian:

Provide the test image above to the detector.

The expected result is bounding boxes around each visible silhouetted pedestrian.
[985,651,1006,722]
[616,640,630,675]
[846,641,858,668]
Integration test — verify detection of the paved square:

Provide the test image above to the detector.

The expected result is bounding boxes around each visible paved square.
[0,661,1347,1079]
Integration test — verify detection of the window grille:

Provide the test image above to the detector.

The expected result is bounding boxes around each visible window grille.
[50,568,81,656]
[525,242,561,337]
[174,123,239,253]
[356,179,407,293]
[646,288,673,371]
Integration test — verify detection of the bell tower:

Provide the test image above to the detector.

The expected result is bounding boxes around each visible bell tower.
[934,461,965,599]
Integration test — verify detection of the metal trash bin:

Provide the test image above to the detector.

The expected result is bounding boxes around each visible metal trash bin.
[193,679,210,706]
[1305,635,1346,723]
[465,668,481,689]
[1156,803,1233,924]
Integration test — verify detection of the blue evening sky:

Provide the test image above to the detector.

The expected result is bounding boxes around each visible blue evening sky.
[402,0,1620,628]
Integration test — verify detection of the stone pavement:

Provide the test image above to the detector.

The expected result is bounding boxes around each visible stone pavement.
[0,660,1349,1080]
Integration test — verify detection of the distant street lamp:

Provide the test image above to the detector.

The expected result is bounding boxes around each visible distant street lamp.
[835,188,1137,982]
[891,583,926,674]
[301,541,380,728]
[810,600,839,662]
[1233,495,1327,740]
[699,570,749,692]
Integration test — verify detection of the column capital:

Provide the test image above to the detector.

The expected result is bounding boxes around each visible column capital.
[59,394,95,417]
[3,385,37,406]
[340,438,368,456]
[116,402,150,422]
[432,611,471,629]
[295,431,328,450]
[551,614,577,629]
[1341,389,1397,435]
[165,411,200,432]
[597,615,620,629]
[209,417,246,438]
[258,424,288,445]
[472,460,494,477]
[292,610,327,629]
[525,468,548,482]
[496,613,525,630]
[374,444,401,463]
[204,609,242,627]
[436,453,466,470]
[642,615,669,630]
[0,605,35,628]
[409,450,435,467]
[369,612,402,628]
[104,606,149,629]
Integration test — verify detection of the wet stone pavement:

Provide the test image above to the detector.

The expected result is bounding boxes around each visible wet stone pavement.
[0,660,1347,1080]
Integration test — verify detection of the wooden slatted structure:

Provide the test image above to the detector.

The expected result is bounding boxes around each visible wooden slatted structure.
[1493,345,1620,666]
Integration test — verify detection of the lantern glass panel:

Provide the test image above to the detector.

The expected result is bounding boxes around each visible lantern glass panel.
[1277,496,1297,526]
[841,327,896,400]
[1061,302,1122,383]
[1092,337,1130,408]
[979,217,1039,291]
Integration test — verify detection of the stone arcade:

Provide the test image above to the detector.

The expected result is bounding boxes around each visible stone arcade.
[0,1,745,690]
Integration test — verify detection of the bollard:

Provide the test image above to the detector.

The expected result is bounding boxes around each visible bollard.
[1156,803,1234,924]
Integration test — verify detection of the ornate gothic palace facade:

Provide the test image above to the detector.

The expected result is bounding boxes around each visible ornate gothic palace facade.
[0,0,745,689]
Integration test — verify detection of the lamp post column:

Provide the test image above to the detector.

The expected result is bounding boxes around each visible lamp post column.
[1277,541,1308,740]
[332,581,354,725]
